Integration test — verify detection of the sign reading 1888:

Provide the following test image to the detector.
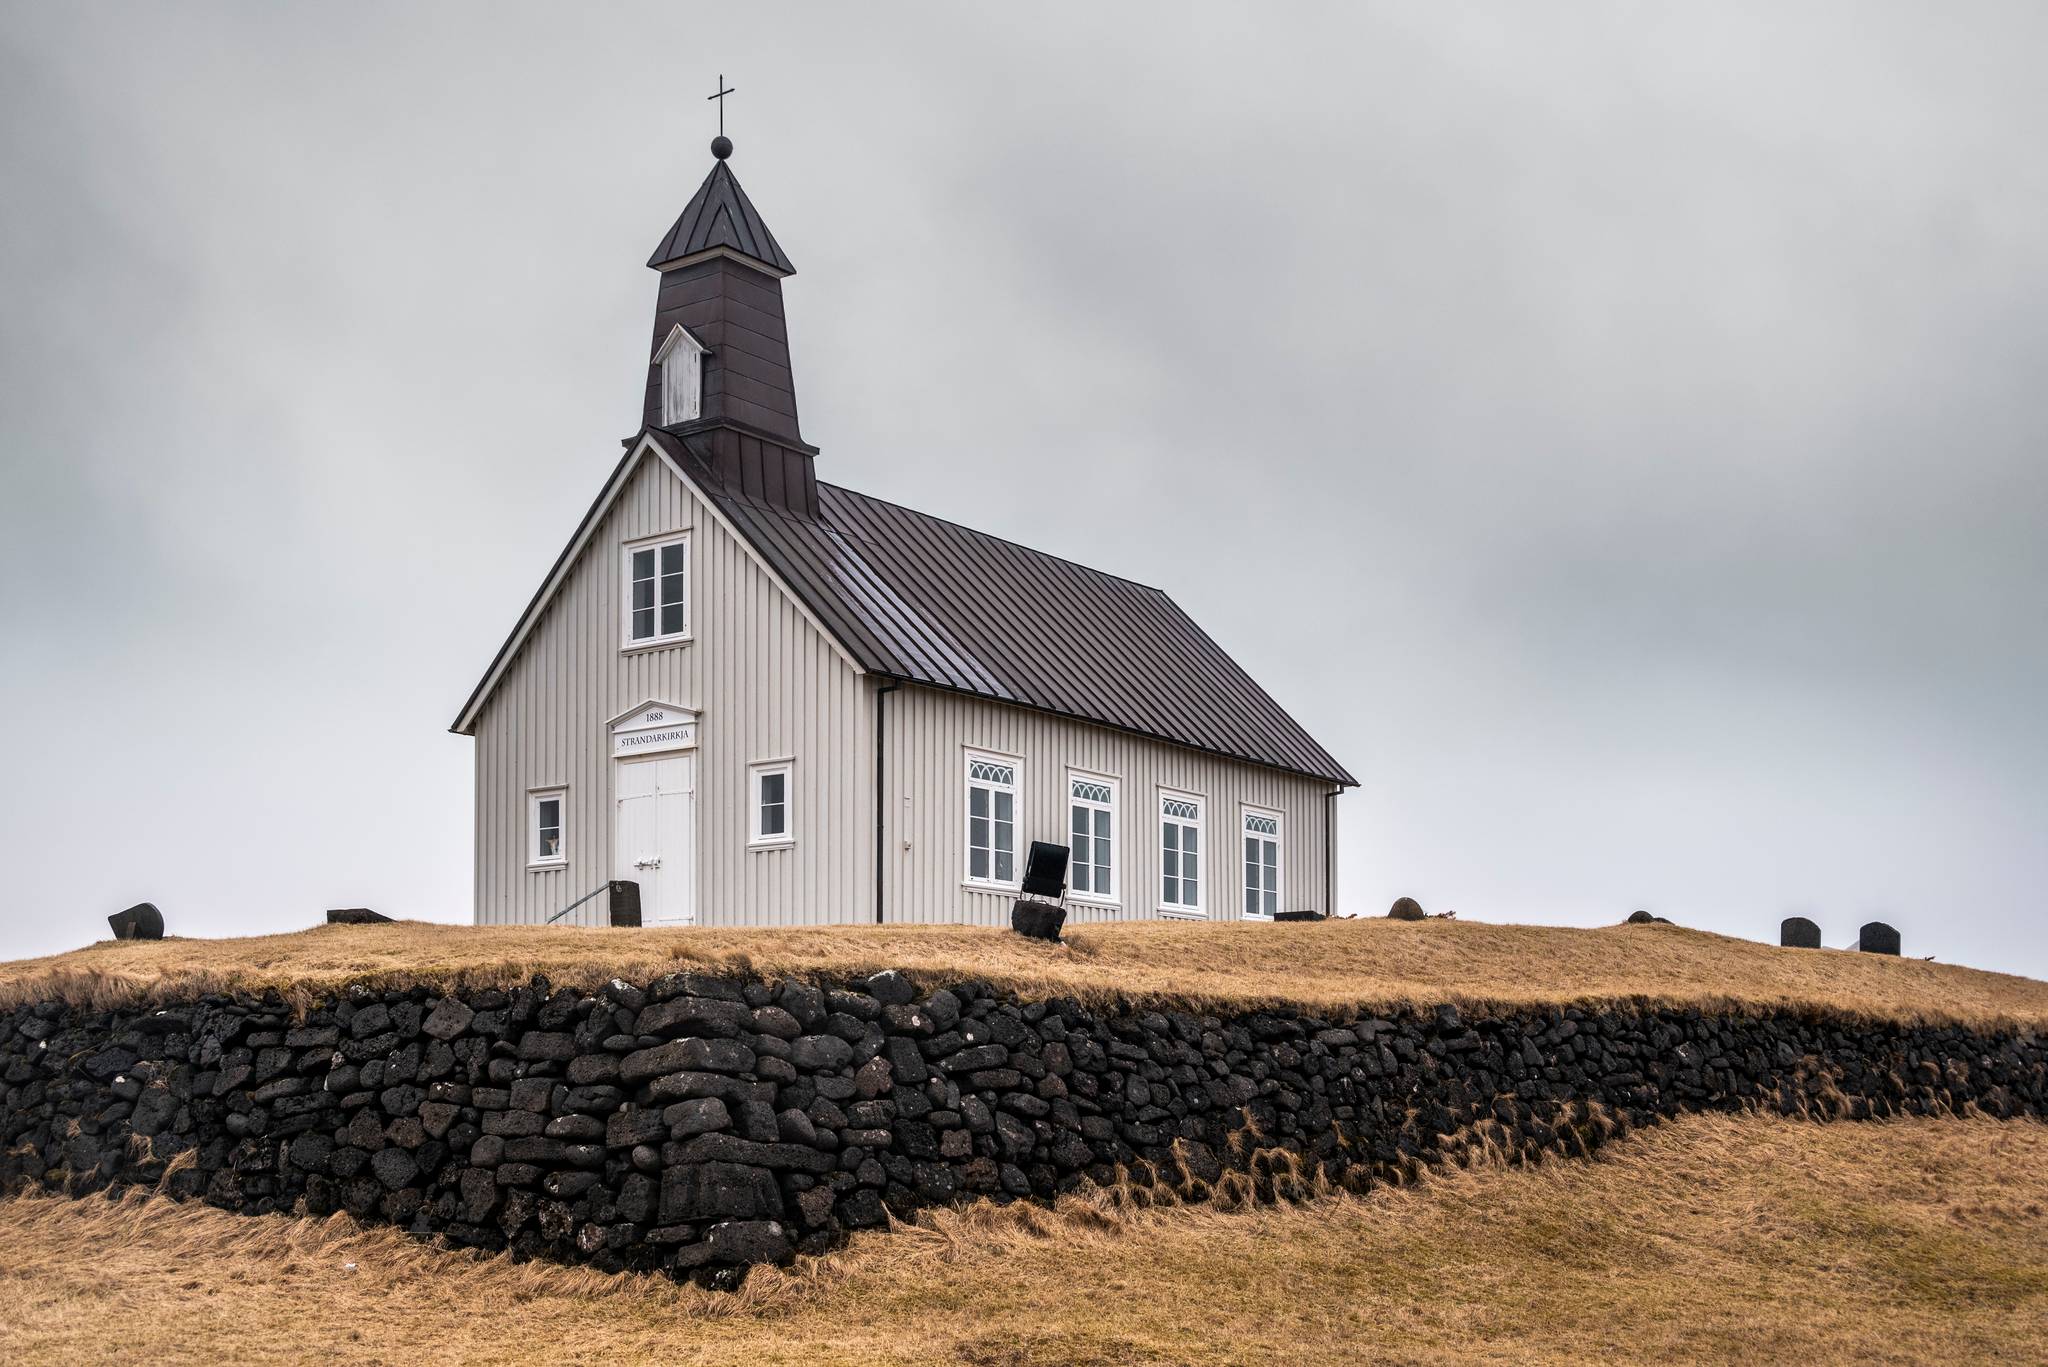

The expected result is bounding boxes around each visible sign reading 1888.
[610,703,699,757]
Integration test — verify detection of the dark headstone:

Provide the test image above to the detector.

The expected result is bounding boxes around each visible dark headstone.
[107,902,164,941]
[325,908,392,925]
[1010,899,1066,942]
[1858,921,1901,956]
[608,880,641,927]
[1626,910,1673,925]
[1780,916,1822,949]
[1273,910,1326,922]
[1387,897,1426,921]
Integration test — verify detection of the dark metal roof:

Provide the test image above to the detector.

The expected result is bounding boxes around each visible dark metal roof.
[646,161,795,275]
[648,432,1356,785]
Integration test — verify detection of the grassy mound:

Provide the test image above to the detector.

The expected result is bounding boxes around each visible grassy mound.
[1,1113,2041,1364]
[2,917,2044,1027]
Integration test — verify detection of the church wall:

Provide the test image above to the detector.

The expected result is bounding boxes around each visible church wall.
[471,450,872,926]
[880,685,1338,926]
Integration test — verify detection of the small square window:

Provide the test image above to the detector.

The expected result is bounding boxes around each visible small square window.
[624,535,689,647]
[529,789,567,867]
[750,761,793,847]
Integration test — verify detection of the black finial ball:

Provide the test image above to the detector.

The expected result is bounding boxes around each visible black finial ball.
[711,135,733,160]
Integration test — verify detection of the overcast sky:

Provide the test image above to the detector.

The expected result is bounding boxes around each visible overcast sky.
[1,2,2042,977]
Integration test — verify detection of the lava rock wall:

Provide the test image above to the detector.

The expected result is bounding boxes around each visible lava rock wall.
[2,971,2042,1285]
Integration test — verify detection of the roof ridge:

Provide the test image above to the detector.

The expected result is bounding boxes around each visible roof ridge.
[813,480,1175,598]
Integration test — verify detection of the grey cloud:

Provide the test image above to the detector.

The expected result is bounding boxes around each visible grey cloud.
[0,1,2041,976]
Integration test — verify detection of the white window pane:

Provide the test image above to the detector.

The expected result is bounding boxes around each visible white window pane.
[970,787,988,819]
[1162,822,1178,856]
[970,845,989,880]
[759,770,786,838]
[631,549,655,580]
[660,542,684,576]
[659,602,684,636]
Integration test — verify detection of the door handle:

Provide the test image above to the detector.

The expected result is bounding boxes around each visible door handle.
[634,857,662,870]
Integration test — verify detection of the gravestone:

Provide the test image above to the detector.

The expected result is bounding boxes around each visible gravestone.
[608,880,642,928]
[107,903,165,941]
[1780,916,1821,949]
[1010,900,1066,942]
[326,908,393,925]
[1387,897,1426,921]
[1858,921,1901,956]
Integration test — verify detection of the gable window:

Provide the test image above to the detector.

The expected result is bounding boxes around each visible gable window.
[1243,809,1281,919]
[1160,793,1203,916]
[1068,772,1117,902]
[750,760,793,847]
[529,789,566,867]
[964,753,1019,888]
[624,535,689,646]
[656,324,704,425]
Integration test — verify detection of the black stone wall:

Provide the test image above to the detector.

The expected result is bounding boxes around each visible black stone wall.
[3,971,2042,1286]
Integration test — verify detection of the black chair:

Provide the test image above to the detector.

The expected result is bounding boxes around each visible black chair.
[1011,842,1071,942]
[1021,841,1070,900]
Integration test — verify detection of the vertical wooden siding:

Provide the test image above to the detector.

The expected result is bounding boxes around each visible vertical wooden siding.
[880,685,1336,926]
[471,454,871,926]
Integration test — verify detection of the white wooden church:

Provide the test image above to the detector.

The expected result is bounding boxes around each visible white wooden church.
[450,136,1354,929]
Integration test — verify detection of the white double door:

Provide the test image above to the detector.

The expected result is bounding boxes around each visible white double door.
[614,754,695,926]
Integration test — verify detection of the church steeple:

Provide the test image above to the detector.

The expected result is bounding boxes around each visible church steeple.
[642,135,816,515]
[646,148,795,277]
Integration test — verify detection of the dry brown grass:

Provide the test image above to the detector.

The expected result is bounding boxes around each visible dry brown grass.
[3,917,2045,1027]
[1,1113,2042,1364]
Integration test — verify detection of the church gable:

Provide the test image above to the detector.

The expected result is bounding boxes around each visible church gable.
[449,438,856,736]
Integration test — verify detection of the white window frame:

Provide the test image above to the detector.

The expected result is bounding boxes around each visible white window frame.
[1242,806,1283,920]
[621,532,690,649]
[962,750,1022,891]
[655,323,705,425]
[528,788,567,869]
[1066,770,1119,906]
[1159,790,1205,918]
[749,759,794,849]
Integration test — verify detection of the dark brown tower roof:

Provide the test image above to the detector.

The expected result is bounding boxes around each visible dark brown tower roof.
[646,160,796,276]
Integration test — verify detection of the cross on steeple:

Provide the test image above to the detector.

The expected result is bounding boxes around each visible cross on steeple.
[708,75,735,136]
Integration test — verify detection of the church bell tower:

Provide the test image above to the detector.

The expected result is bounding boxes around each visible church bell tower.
[643,128,818,518]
